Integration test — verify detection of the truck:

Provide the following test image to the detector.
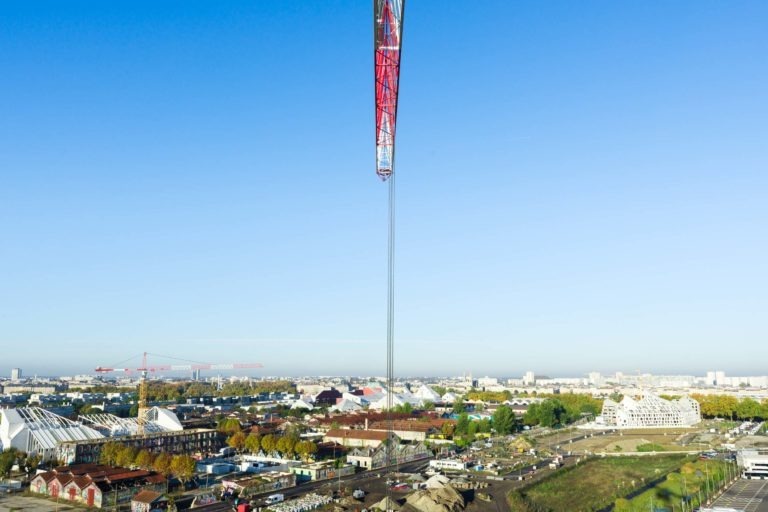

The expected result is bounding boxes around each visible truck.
[265,494,285,505]
[218,447,236,458]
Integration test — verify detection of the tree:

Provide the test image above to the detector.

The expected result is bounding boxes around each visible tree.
[295,441,317,462]
[217,418,242,436]
[492,405,516,435]
[22,453,42,479]
[153,452,173,478]
[276,436,296,457]
[537,399,567,427]
[467,421,478,441]
[0,448,19,478]
[244,433,261,454]
[115,446,138,468]
[99,442,122,466]
[228,431,247,453]
[453,399,466,414]
[736,398,762,421]
[441,422,455,438]
[392,402,413,414]
[523,403,540,427]
[422,401,435,411]
[455,413,470,436]
[134,450,154,470]
[260,434,277,454]
[170,455,196,485]
[432,386,447,397]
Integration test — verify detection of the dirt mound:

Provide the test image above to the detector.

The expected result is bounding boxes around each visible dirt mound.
[405,485,465,512]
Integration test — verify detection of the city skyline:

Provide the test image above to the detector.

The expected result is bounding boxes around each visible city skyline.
[2,1,767,377]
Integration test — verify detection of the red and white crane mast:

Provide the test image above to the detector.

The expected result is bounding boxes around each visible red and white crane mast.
[374,0,404,180]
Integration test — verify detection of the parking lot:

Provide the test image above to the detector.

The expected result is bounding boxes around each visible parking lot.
[0,494,77,512]
[710,479,768,512]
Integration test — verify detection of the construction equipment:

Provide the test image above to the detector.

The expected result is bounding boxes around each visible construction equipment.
[95,352,263,435]
[374,0,406,495]
[374,0,405,180]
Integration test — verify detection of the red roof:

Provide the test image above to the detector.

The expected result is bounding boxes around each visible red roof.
[324,429,388,441]
[132,490,164,504]
[69,476,93,489]
[145,474,166,484]
[54,474,74,486]
[108,470,151,482]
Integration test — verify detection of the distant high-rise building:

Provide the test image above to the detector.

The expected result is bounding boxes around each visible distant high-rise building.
[523,371,535,386]
[11,368,22,380]
[477,376,498,388]
[588,372,603,386]
[706,370,726,386]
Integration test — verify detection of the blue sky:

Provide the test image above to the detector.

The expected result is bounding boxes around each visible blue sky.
[1,1,766,378]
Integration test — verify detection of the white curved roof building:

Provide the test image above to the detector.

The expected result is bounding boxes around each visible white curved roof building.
[80,406,184,436]
[0,407,103,461]
[599,393,701,428]
[0,406,184,461]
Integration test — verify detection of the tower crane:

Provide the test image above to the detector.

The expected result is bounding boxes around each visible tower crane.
[95,352,263,435]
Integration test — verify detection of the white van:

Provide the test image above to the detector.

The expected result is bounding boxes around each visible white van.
[265,494,285,505]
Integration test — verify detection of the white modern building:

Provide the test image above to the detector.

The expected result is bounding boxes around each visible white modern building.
[737,450,768,479]
[598,393,701,428]
[429,459,469,471]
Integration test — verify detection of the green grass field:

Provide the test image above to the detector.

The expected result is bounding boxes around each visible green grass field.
[507,455,689,512]
[615,459,732,511]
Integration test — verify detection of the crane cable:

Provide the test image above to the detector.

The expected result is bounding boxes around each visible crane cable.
[386,167,396,497]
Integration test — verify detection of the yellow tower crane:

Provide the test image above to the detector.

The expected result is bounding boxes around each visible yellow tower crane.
[95,352,264,435]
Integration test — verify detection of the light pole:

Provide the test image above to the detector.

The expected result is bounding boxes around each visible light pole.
[704,462,711,503]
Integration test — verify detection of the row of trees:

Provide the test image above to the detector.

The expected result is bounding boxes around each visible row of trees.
[448,404,518,446]
[98,442,196,484]
[691,394,768,420]
[84,380,296,403]
[522,394,603,428]
[465,390,513,403]
[226,432,318,460]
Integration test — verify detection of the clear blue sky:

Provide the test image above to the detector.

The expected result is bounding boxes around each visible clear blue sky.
[1,1,766,378]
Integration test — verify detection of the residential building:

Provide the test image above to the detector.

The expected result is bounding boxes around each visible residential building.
[289,461,355,482]
[598,393,701,428]
[30,464,166,509]
[322,429,389,448]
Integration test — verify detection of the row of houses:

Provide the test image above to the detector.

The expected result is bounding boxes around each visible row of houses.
[30,464,166,509]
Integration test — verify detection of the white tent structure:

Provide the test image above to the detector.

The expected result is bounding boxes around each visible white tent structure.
[599,393,701,428]
[290,399,314,411]
[80,406,183,436]
[441,392,458,403]
[369,391,423,410]
[413,385,441,402]
[1,406,185,461]
[329,399,362,413]
[0,407,103,461]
